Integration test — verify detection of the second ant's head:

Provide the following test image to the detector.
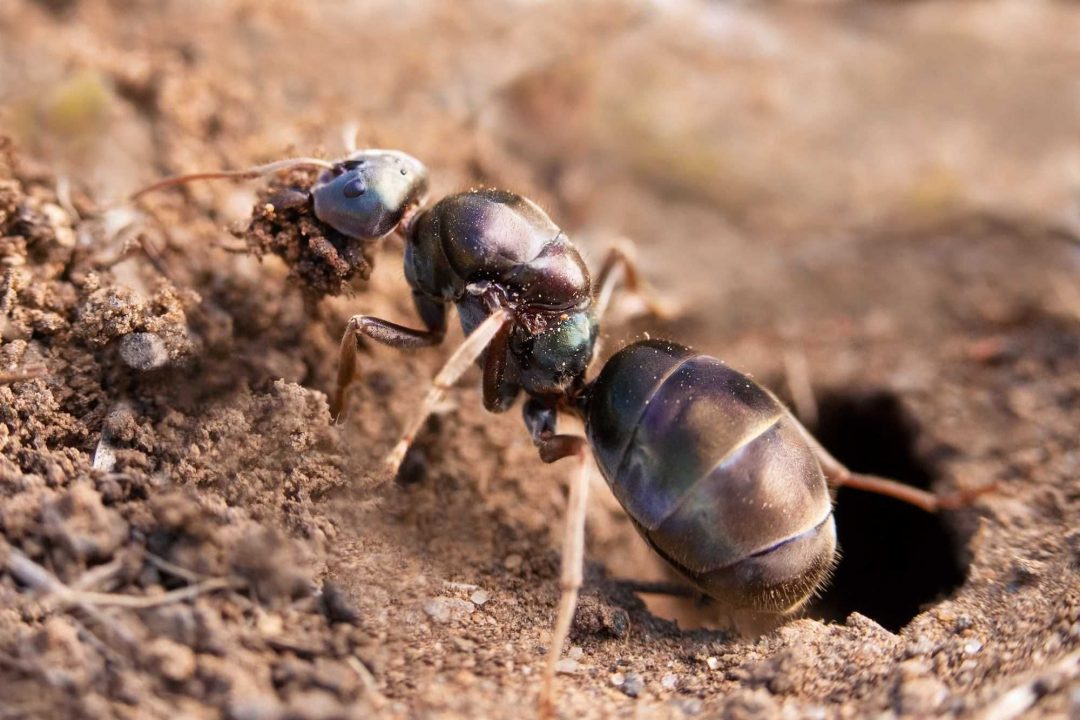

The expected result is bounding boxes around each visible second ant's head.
[312,150,429,239]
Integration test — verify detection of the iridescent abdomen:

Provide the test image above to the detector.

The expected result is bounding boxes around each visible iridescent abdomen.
[586,340,836,613]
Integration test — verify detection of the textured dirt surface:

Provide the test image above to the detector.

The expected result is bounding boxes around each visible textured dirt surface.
[1,1,1079,718]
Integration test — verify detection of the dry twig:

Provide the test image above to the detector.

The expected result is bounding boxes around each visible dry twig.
[4,543,238,611]
[0,366,47,384]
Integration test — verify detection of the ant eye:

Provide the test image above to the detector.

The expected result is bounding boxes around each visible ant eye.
[343,178,366,198]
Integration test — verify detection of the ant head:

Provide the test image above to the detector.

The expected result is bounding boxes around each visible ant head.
[312,150,429,239]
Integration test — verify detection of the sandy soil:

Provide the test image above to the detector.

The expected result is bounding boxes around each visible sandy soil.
[1,1,1078,718]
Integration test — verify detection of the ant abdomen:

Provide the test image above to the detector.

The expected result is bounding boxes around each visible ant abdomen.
[585,339,837,614]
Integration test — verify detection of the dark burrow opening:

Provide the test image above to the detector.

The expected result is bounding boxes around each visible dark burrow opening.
[804,391,968,632]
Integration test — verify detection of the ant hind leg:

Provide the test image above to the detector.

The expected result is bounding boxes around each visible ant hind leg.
[781,403,997,512]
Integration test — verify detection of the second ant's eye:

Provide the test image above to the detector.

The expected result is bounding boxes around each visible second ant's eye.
[343,178,366,198]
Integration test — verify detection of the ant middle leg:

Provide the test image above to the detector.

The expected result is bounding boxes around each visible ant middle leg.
[383,310,511,477]
[332,292,448,421]
[523,398,595,715]
[592,238,678,324]
[529,431,591,718]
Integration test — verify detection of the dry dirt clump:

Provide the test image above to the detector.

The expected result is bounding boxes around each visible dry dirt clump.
[243,167,376,299]
[0,144,378,719]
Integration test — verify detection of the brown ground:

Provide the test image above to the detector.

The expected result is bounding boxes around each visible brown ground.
[1,1,1079,718]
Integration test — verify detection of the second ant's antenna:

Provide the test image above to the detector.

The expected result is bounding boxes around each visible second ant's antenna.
[130,157,335,201]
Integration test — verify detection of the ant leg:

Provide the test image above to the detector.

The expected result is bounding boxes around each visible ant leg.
[384,310,511,477]
[535,434,591,719]
[781,404,996,512]
[332,292,447,421]
[523,399,593,715]
[592,238,678,324]
[523,398,579,462]
[481,320,518,413]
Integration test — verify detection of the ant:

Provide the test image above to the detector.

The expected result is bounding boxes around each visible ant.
[134,144,992,716]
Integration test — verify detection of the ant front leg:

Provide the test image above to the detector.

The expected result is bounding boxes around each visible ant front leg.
[332,292,448,421]
[481,319,519,413]
[524,399,592,718]
[383,310,511,477]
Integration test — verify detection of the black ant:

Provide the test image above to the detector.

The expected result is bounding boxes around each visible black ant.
[133,145,992,716]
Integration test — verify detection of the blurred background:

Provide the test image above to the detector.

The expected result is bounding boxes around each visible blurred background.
[3,0,1077,284]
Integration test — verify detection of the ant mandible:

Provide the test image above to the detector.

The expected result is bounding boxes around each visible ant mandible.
[134,143,991,717]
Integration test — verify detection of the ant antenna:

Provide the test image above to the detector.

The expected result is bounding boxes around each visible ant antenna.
[130,157,336,201]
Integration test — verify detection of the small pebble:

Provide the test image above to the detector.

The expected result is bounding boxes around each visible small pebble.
[898,659,931,680]
[554,658,578,674]
[661,673,678,690]
[320,581,361,625]
[119,332,169,370]
[452,637,477,652]
[620,672,644,698]
[898,677,950,715]
[963,639,983,655]
[423,596,475,624]
[670,697,703,716]
[146,637,196,682]
[706,656,720,670]
[469,589,489,606]
[567,646,583,661]
[503,554,523,571]
[935,608,957,625]
[904,635,936,658]
[610,672,625,687]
